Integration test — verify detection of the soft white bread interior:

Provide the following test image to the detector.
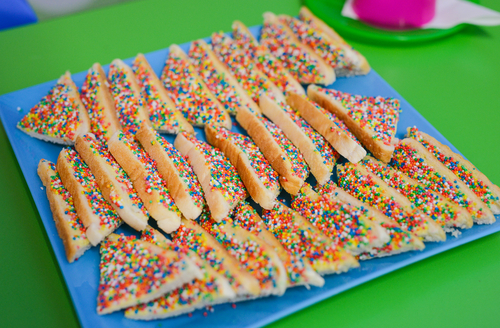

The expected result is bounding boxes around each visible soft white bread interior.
[135,124,205,220]
[37,159,91,262]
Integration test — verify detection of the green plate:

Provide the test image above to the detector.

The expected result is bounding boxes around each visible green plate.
[303,0,478,44]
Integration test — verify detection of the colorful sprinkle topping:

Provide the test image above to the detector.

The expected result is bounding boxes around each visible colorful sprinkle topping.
[153,131,205,208]
[408,127,499,206]
[362,157,459,227]
[337,164,427,233]
[231,201,308,286]
[108,62,149,136]
[261,203,344,273]
[189,41,243,115]
[211,32,278,103]
[115,131,180,213]
[182,133,246,206]
[80,67,114,141]
[391,142,483,218]
[260,21,323,84]
[209,125,279,190]
[199,210,277,290]
[63,148,121,230]
[18,83,82,142]
[259,115,309,180]
[161,50,228,127]
[284,17,350,70]
[278,100,339,165]
[170,222,241,288]
[317,88,400,146]
[81,134,147,215]
[291,185,372,251]
[97,234,184,313]
[132,56,181,132]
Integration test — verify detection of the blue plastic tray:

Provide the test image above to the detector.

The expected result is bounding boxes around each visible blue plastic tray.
[0,26,499,328]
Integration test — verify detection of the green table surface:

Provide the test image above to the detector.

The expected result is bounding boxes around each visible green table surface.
[1,0,499,327]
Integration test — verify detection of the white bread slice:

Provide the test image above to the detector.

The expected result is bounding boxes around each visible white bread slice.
[232,20,305,96]
[298,6,371,73]
[289,12,370,76]
[337,162,446,242]
[316,181,425,258]
[131,54,194,134]
[260,94,338,184]
[308,85,399,163]
[135,124,205,220]
[199,210,288,297]
[56,148,122,246]
[161,44,232,129]
[392,138,495,224]
[205,123,280,210]
[260,12,335,85]
[188,39,261,115]
[361,155,473,230]
[108,59,152,136]
[407,127,500,214]
[80,63,121,141]
[292,183,390,256]
[17,71,90,145]
[236,105,309,195]
[262,202,359,275]
[107,131,182,232]
[170,218,261,298]
[210,32,286,104]
[286,92,366,163]
[74,133,149,231]
[97,233,201,315]
[37,159,91,262]
[125,226,235,320]
[173,132,247,222]
[231,201,324,287]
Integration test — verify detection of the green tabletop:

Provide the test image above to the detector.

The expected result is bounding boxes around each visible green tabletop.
[1,0,499,327]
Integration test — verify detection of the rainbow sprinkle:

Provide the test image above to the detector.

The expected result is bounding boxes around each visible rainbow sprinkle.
[317,87,400,146]
[209,125,279,191]
[408,127,500,207]
[391,142,483,218]
[260,20,323,84]
[337,164,427,233]
[161,50,228,127]
[132,55,182,132]
[18,83,82,142]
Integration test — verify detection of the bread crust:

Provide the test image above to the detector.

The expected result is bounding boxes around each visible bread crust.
[132,54,194,134]
[262,12,336,85]
[205,124,280,209]
[81,63,122,141]
[232,20,306,97]
[407,128,500,214]
[108,59,152,135]
[189,39,261,115]
[56,148,122,246]
[172,218,261,297]
[75,133,149,231]
[173,133,246,221]
[37,159,91,262]
[107,131,182,232]
[398,138,495,224]
[361,155,473,229]
[163,45,232,130]
[286,92,366,163]
[236,105,307,195]
[135,124,205,220]
[308,85,395,163]
[260,94,335,184]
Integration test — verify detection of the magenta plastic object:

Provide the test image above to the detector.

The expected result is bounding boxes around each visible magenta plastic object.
[353,0,436,29]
